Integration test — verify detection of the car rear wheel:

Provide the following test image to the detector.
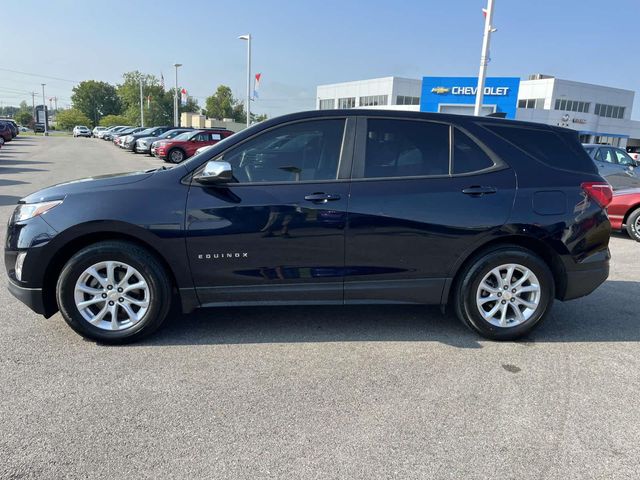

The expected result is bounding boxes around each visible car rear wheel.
[168,148,185,163]
[454,246,554,340]
[56,241,172,343]
[626,208,640,242]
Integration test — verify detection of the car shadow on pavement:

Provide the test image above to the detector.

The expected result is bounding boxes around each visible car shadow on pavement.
[127,280,639,348]
[0,166,45,175]
[0,159,51,166]
[0,195,22,206]
[0,179,29,187]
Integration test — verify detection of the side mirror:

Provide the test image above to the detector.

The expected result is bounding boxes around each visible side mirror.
[194,160,233,184]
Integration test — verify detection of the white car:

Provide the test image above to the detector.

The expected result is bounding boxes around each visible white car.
[73,126,92,138]
[194,144,216,155]
[92,126,107,138]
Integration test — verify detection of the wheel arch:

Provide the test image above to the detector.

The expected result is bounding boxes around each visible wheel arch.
[41,228,183,317]
[622,203,640,225]
[444,234,566,306]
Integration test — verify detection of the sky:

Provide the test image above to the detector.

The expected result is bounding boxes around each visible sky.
[2,0,640,119]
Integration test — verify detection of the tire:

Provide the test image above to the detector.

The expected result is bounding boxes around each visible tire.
[453,246,554,340]
[56,241,172,344]
[625,208,640,242]
[168,148,185,164]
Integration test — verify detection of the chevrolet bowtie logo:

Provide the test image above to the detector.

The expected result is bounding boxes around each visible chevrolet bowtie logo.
[431,87,450,94]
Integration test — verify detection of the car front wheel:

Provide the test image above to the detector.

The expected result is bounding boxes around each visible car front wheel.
[56,241,172,343]
[454,246,554,340]
[168,148,185,163]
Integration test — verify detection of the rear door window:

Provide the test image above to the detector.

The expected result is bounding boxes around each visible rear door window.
[452,128,495,174]
[362,119,449,178]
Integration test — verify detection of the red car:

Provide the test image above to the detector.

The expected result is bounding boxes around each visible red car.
[153,129,233,163]
[608,188,640,241]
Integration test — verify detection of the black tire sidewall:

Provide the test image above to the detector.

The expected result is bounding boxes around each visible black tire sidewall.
[169,149,184,163]
[626,209,640,242]
[56,242,171,343]
[456,248,554,340]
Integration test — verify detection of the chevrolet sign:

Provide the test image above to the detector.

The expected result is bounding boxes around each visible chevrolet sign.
[451,86,510,96]
[431,87,450,94]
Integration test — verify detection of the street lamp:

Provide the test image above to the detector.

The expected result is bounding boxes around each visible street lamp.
[238,34,251,128]
[473,0,497,116]
[173,63,182,127]
[41,83,48,136]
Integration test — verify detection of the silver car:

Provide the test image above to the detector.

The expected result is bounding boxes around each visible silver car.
[135,128,192,154]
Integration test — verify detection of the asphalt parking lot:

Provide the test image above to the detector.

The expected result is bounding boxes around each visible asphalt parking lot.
[1,135,639,479]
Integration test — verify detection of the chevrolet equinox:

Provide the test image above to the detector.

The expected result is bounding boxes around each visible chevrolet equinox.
[5,110,612,343]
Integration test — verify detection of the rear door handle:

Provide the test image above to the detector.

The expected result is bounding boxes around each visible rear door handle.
[462,186,497,196]
[304,193,341,203]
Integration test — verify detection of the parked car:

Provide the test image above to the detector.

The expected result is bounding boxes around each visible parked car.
[1,119,19,137]
[98,125,123,139]
[0,121,14,142]
[73,126,92,138]
[112,127,144,146]
[607,188,640,241]
[103,126,131,141]
[120,126,173,152]
[583,144,640,190]
[92,126,107,138]
[153,129,234,163]
[33,123,46,133]
[626,146,640,162]
[138,128,193,155]
[5,110,612,344]
[18,125,29,132]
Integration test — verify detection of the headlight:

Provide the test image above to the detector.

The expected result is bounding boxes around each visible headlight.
[14,252,26,281]
[13,200,63,222]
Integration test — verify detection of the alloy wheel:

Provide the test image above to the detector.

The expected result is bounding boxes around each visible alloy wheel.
[475,263,541,328]
[73,261,151,331]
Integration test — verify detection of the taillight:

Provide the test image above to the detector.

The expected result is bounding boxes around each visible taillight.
[581,182,613,208]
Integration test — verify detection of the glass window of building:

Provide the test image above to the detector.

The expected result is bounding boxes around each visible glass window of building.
[396,95,420,105]
[318,99,335,110]
[337,97,356,109]
[359,95,389,107]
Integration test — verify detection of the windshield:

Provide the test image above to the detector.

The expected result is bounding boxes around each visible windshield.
[137,128,155,135]
[170,132,191,141]
[158,129,184,139]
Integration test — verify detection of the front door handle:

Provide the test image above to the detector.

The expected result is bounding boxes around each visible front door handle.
[462,186,497,196]
[304,193,341,203]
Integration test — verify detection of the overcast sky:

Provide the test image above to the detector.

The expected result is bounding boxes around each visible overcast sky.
[2,0,639,119]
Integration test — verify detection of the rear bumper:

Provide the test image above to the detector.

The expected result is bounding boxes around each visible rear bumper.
[560,249,610,301]
[7,279,48,316]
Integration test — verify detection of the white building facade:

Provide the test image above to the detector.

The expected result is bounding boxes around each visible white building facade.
[316,75,640,148]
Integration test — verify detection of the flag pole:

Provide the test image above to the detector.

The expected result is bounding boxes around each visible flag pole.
[474,0,496,116]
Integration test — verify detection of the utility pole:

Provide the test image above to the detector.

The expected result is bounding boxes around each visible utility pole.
[139,76,144,127]
[474,0,497,117]
[54,97,58,112]
[41,84,48,136]
[31,92,36,128]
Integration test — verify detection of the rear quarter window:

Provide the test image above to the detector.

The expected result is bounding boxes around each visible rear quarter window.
[484,124,597,174]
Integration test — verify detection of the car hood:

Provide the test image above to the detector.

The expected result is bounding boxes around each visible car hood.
[137,135,160,143]
[21,170,155,203]
[613,187,640,197]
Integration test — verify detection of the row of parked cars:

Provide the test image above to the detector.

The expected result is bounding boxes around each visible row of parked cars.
[582,143,640,241]
[87,124,235,163]
[0,118,21,147]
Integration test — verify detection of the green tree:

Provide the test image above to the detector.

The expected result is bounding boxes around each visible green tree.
[55,109,92,130]
[99,114,130,127]
[117,71,199,127]
[15,101,33,126]
[71,80,121,127]
[205,85,236,120]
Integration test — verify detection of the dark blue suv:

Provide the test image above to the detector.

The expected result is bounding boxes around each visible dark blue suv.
[5,110,612,343]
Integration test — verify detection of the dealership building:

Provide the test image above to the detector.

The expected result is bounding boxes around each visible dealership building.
[316,74,640,148]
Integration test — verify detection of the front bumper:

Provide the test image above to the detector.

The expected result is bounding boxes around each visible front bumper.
[7,279,47,316]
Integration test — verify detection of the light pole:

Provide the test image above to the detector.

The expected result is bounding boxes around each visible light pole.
[41,83,48,136]
[238,34,251,128]
[173,63,182,127]
[473,0,497,117]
